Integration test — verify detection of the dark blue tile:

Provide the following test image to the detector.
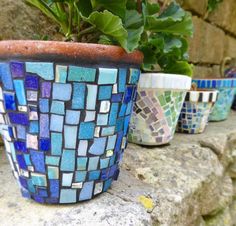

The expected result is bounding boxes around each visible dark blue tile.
[123,86,133,103]
[39,138,51,152]
[10,62,25,78]
[50,180,59,198]
[25,74,39,90]
[17,154,27,170]
[30,150,45,173]
[19,176,28,189]
[14,141,27,153]
[4,92,16,110]
[33,195,45,203]
[111,94,123,102]
[38,188,48,198]
[8,112,29,126]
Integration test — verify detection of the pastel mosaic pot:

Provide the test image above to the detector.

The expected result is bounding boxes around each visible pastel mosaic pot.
[128,73,192,146]
[193,78,236,121]
[0,41,143,204]
[177,89,218,134]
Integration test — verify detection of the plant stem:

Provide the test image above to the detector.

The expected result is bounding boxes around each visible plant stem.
[78,26,96,39]
[66,2,74,38]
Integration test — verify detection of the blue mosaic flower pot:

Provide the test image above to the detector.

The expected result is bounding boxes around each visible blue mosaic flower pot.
[225,67,236,110]
[0,41,143,204]
[193,78,236,121]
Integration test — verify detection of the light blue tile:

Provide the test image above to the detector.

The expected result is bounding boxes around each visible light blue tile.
[129,68,140,84]
[60,189,76,203]
[75,171,86,182]
[88,157,99,171]
[64,125,78,149]
[118,68,127,92]
[85,111,95,122]
[86,85,97,110]
[78,122,95,139]
[100,158,109,169]
[56,65,67,83]
[79,181,94,201]
[39,98,49,113]
[26,62,54,80]
[107,135,117,150]
[102,126,115,136]
[89,137,106,155]
[66,110,80,125]
[51,133,62,155]
[17,125,26,140]
[78,140,88,156]
[62,173,73,186]
[97,114,108,125]
[13,80,27,105]
[40,114,50,138]
[46,156,60,166]
[29,121,39,133]
[68,66,96,82]
[31,174,47,186]
[61,149,75,171]
[98,85,112,100]
[89,171,100,180]
[24,154,32,166]
[53,83,72,101]
[51,101,65,115]
[98,68,117,84]
[72,83,85,109]
[0,63,13,90]
[109,103,119,126]
[50,114,64,132]
[48,166,59,179]
[77,157,87,170]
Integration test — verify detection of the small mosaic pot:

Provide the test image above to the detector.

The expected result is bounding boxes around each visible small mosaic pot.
[193,78,236,121]
[177,89,218,134]
[0,41,143,204]
[128,73,192,146]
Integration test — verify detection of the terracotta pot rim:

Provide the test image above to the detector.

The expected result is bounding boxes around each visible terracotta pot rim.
[0,40,143,66]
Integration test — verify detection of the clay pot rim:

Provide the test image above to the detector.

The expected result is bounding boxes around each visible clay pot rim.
[0,40,143,66]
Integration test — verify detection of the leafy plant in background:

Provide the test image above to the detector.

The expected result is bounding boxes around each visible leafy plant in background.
[25,0,193,76]
[207,0,223,12]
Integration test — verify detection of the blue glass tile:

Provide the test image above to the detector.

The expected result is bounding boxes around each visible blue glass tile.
[19,176,28,189]
[119,104,127,117]
[126,102,133,115]
[107,135,117,150]
[129,68,140,84]
[78,141,88,157]
[10,62,25,78]
[116,118,124,132]
[101,169,109,180]
[40,138,51,152]
[56,65,67,83]
[79,181,94,201]
[13,80,27,105]
[78,122,95,139]
[46,156,60,166]
[14,141,27,153]
[17,154,27,170]
[27,179,36,193]
[48,167,59,179]
[124,86,133,103]
[62,173,73,186]
[21,189,31,199]
[61,150,75,171]
[33,195,45,203]
[75,171,86,182]
[98,68,117,84]
[31,173,47,186]
[109,103,119,126]
[68,66,96,82]
[39,98,49,113]
[87,85,97,110]
[40,114,49,138]
[89,171,100,180]
[98,86,112,100]
[100,158,109,169]
[8,127,14,138]
[50,180,59,198]
[51,133,62,155]
[115,131,123,153]
[29,121,39,133]
[53,83,72,101]
[212,80,216,88]
[41,82,51,98]
[24,154,32,166]
[9,112,29,126]
[16,125,26,140]
[77,157,87,170]
[50,114,64,132]
[72,83,85,109]
[25,74,39,90]
[109,155,116,166]
[60,189,76,203]
[51,101,65,115]
[97,114,108,126]
[30,150,45,173]
[66,110,80,124]
[4,92,16,110]
[89,137,106,155]
[111,94,123,102]
[118,68,127,92]
[0,63,13,90]
[26,62,54,80]
[64,126,77,149]
[38,188,48,197]
[124,115,131,135]
[101,126,115,136]
[88,157,99,171]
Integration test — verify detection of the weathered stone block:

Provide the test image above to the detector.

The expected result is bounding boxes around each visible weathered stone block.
[193,66,213,78]
[224,35,236,59]
[178,0,208,16]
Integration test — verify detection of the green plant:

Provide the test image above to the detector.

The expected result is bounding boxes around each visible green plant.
[207,0,223,12]
[25,0,193,76]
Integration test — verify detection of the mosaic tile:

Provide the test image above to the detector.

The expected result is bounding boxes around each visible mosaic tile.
[0,60,140,204]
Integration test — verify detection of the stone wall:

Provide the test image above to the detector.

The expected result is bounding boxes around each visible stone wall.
[178,0,236,78]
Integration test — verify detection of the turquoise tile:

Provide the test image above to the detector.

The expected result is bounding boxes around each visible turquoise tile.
[24,154,32,166]
[56,65,67,83]
[103,178,112,192]
[27,179,36,193]
[75,171,86,182]
[87,85,97,110]
[77,157,87,170]
[50,115,64,132]
[89,137,106,155]
[62,173,73,186]
[100,158,109,169]
[129,68,140,84]
[89,170,100,180]
[78,122,95,139]
[98,85,112,100]
[51,101,65,115]
[31,174,47,186]
[79,181,94,201]
[72,83,85,109]
[119,104,127,117]
[102,126,115,136]
[64,125,78,149]
[98,68,117,84]
[51,133,62,155]
[61,149,75,171]
[126,102,133,115]
[66,110,80,124]
[109,103,119,126]
[26,62,54,80]
[68,66,96,82]
[39,98,49,113]
[13,80,27,105]
[45,156,60,166]
[47,166,59,179]
[97,114,108,126]
[88,157,99,171]
[106,135,117,150]
[118,68,127,92]
[29,121,39,133]
[53,83,72,101]
[60,189,76,203]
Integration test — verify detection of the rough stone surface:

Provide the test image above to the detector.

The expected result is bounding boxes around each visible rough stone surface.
[177,0,208,16]
[224,36,236,59]
[1,112,236,226]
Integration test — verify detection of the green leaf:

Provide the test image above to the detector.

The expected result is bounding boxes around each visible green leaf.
[145,2,160,16]
[124,10,143,29]
[164,61,193,76]
[126,0,137,10]
[127,27,144,52]
[85,10,128,50]
[76,0,93,17]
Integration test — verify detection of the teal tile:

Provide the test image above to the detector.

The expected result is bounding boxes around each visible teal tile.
[56,65,67,83]
[97,114,108,125]
[68,66,96,82]
[118,68,127,92]
[75,171,86,182]
[66,110,80,125]
[102,126,115,136]
[88,157,99,171]
[61,150,75,171]
[60,189,76,203]
[129,68,140,84]
[98,68,117,84]
[51,101,65,115]
[51,133,62,155]
[29,121,39,133]
[47,166,59,179]
[98,85,112,100]
[26,62,54,80]
[24,154,32,166]
[45,156,60,166]
[77,157,88,170]
[13,80,27,105]
[79,181,94,201]
[62,173,73,186]
[27,179,36,193]
[78,122,95,139]
[100,158,109,169]
[72,83,85,109]
[89,170,100,180]
[64,125,78,149]
[87,85,97,110]
[31,173,47,186]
